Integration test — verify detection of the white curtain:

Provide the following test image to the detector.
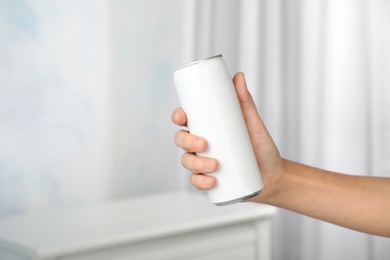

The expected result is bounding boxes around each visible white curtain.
[178,0,390,259]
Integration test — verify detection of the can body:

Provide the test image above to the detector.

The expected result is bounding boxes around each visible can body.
[173,55,263,205]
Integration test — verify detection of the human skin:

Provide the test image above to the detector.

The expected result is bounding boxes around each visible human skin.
[172,72,390,237]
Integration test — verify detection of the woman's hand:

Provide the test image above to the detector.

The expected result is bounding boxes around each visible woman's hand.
[172,72,390,237]
[171,72,284,203]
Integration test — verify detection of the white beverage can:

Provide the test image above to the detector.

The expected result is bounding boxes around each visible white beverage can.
[173,54,263,206]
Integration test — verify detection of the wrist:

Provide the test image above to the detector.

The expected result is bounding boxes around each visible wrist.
[262,158,292,206]
[245,157,289,205]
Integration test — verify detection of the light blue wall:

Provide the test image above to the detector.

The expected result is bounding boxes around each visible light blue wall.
[0,0,182,216]
[109,0,183,197]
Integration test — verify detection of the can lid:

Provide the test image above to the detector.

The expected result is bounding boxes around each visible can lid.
[174,54,223,71]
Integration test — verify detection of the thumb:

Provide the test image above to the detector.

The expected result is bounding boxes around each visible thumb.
[233,72,268,139]
[233,72,283,201]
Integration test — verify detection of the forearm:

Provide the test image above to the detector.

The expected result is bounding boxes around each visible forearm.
[266,159,390,237]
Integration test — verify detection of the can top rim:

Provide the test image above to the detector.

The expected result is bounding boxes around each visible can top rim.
[174,54,223,71]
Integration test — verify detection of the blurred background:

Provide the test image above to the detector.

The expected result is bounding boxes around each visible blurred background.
[0,0,390,259]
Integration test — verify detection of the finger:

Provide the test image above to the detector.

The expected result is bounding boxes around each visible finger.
[174,130,207,152]
[233,72,268,136]
[190,173,216,190]
[171,108,187,126]
[181,152,218,173]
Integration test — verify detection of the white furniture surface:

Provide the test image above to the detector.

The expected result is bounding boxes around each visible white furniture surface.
[0,191,277,260]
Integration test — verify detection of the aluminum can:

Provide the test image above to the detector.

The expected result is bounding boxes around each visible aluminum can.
[173,54,263,205]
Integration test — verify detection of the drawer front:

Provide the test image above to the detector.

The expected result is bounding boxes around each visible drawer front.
[58,223,256,260]
[184,245,255,260]
[0,251,29,260]
[0,244,32,260]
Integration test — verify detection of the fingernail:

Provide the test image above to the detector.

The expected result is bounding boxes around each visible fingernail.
[174,112,180,123]
[204,160,215,171]
[194,139,203,150]
[204,177,213,185]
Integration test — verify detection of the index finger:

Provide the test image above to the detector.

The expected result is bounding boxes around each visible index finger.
[171,108,187,126]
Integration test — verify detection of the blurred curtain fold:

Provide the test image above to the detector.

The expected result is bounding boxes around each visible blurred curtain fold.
[179,0,390,259]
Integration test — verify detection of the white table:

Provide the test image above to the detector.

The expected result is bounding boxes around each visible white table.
[0,191,276,260]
